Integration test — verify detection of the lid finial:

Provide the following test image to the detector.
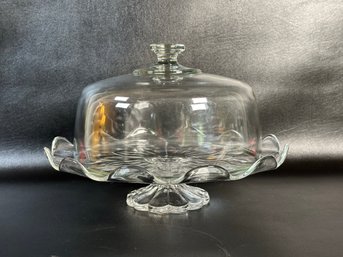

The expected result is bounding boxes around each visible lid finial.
[133,43,201,76]
[150,43,185,63]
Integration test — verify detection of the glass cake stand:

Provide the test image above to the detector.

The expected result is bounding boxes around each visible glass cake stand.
[45,43,288,214]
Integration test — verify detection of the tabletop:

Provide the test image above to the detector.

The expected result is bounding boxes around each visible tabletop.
[1,168,342,257]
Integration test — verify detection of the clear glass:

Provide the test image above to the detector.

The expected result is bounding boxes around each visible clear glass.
[45,43,288,214]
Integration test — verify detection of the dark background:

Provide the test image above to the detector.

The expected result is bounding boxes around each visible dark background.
[1,0,343,256]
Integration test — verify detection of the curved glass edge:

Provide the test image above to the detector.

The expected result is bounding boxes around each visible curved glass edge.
[184,134,289,182]
[44,135,289,183]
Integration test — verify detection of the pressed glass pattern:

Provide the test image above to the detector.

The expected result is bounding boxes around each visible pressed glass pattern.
[45,44,288,214]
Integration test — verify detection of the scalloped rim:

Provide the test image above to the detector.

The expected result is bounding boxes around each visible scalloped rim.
[44,135,289,182]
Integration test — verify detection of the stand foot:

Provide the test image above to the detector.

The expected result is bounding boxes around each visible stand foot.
[126,184,209,214]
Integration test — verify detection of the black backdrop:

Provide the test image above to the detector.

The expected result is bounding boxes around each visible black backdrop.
[2,0,343,171]
[1,1,343,257]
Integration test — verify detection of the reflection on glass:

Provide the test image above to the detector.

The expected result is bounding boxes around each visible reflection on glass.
[45,43,288,214]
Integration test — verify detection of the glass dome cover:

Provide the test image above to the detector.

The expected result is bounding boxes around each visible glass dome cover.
[45,43,288,214]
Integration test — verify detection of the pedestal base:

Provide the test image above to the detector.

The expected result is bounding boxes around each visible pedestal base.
[126,184,210,214]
